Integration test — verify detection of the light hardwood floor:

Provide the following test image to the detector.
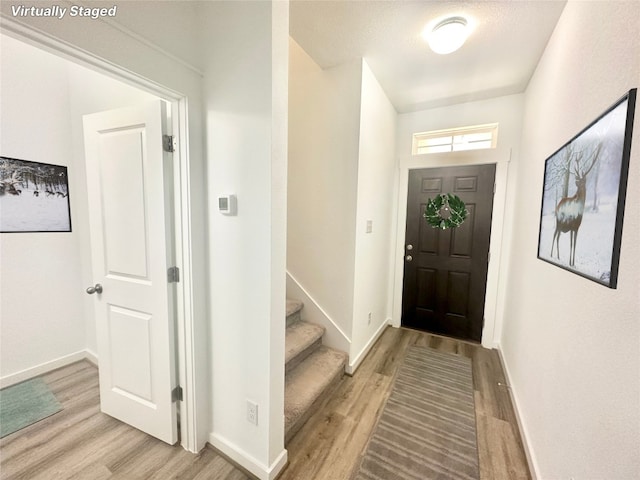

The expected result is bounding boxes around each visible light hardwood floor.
[0,361,250,480]
[279,326,531,480]
[0,327,530,480]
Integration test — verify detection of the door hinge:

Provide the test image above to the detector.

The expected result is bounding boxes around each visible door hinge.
[168,266,180,283]
[493,182,496,194]
[172,386,183,402]
[163,134,175,153]
[488,252,491,263]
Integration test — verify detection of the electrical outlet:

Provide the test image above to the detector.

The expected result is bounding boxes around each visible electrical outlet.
[368,312,372,325]
[247,400,258,425]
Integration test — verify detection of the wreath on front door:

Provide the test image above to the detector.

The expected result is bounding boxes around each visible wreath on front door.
[423,194,468,229]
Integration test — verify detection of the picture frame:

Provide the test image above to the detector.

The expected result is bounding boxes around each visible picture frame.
[0,156,72,233]
[537,88,636,288]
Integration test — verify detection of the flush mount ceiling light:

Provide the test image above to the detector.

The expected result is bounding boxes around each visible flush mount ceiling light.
[424,16,471,55]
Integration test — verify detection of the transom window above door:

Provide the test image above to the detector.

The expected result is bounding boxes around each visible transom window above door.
[412,123,499,155]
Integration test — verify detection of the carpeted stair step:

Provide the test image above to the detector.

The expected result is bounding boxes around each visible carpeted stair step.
[286,299,304,327]
[284,345,348,444]
[285,321,325,374]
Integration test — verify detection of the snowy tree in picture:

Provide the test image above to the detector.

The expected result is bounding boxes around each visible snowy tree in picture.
[0,156,71,232]
[537,89,636,289]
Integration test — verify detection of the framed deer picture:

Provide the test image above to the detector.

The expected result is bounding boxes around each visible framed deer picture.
[537,88,636,288]
[0,156,72,233]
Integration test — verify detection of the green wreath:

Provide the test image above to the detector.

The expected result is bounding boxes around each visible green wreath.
[423,194,468,229]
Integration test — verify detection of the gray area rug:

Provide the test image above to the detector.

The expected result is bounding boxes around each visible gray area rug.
[351,346,479,480]
[0,377,62,438]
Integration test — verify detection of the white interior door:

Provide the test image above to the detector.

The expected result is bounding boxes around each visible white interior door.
[83,100,178,444]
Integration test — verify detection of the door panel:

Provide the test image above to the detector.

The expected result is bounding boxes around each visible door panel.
[416,268,437,310]
[450,203,475,257]
[100,130,149,278]
[108,306,153,402]
[402,164,495,342]
[83,100,178,444]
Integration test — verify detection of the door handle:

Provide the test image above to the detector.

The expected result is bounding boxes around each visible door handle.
[86,283,103,295]
[405,255,413,262]
[406,244,413,251]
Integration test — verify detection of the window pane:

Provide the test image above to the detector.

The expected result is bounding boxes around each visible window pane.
[418,144,452,154]
[417,136,452,147]
[412,123,498,155]
[453,132,493,144]
[452,140,492,151]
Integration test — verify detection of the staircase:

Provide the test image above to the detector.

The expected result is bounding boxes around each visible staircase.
[284,299,348,444]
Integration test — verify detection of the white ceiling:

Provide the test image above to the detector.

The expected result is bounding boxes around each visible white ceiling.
[290,0,567,113]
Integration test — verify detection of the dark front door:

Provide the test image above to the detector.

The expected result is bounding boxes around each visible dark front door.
[401,164,496,342]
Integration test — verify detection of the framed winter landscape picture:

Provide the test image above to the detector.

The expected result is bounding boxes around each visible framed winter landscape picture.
[0,156,72,233]
[537,88,636,288]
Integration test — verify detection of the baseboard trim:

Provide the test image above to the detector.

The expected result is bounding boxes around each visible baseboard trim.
[286,271,351,353]
[0,349,97,388]
[495,345,539,480]
[346,320,389,375]
[84,349,99,366]
[208,433,288,480]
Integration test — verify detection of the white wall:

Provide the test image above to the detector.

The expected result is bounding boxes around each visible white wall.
[350,61,397,367]
[0,2,209,450]
[201,2,288,478]
[501,2,640,479]
[0,36,85,382]
[393,94,524,347]
[1,4,291,473]
[0,35,160,381]
[1,5,292,473]
[288,39,362,346]
[288,42,400,371]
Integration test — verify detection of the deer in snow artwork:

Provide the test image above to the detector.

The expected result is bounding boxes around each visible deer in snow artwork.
[537,90,635,289]
[550,143,601,267]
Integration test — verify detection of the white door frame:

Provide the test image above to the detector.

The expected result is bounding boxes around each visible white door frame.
[1,19,201,451]
[391,148,513,349]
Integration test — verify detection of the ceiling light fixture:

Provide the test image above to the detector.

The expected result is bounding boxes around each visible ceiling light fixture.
[424,16,470,55]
